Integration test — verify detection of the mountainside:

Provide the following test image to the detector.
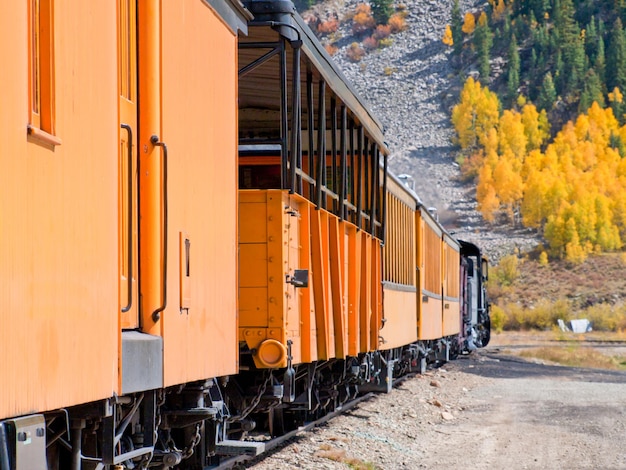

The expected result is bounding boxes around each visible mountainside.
[302,0,539,261]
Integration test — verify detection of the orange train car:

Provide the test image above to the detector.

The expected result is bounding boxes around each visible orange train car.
[230,2,490,437]
[234,0,389,432]
[0,1,250,469]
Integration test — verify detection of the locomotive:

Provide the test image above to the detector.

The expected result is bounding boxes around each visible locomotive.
[0,1,490,469]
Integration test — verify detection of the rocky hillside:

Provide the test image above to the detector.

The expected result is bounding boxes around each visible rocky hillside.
[304,0,539,261]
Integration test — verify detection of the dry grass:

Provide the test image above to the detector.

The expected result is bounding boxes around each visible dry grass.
[491,331,626,370]
[519,346,626,370]
[316,444,380,470]
[488,253,626,332]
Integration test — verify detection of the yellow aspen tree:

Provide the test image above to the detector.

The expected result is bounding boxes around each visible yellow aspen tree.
[451,77,500,150]
[521,104,549,151]
[521,167,550,228]
[462,12,476,34]
[497,109,527,159]
[442,24,454,46]
[476,152,500,222]
[492,0,507,21]
[564,217,588,263]
[611,189,626,241]
[595,195,622,250]
[545,213,567,258]
[492,152,524,220]
[478,185,500,223]
[569,194,597,246]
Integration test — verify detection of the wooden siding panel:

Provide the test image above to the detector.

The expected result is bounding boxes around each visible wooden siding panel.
[160,2,239,385]
[0,2,118,419]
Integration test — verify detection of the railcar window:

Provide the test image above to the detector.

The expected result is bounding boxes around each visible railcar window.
[28,0,58,146]
[446,244,460,298]
[383,193,414,285]
[423,224,442,295]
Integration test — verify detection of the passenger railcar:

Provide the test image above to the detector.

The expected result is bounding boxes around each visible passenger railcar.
[0,1,490,469]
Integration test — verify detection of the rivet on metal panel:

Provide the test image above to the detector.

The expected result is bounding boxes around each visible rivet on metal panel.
[269,216,273,221]
[269,276,274,282]
[245,330,251,336]
[269,297,275,303]
[257,331,263,336]
[269,256,274,263]
[269,236,274,242]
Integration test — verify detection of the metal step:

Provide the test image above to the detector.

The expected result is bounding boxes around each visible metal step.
[216,440,266,457]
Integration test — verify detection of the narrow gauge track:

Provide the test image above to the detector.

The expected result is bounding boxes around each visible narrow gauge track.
[216,370,427,469]
[213,393,375,470]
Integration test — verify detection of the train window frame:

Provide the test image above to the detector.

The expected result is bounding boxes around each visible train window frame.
[27,0,61,147]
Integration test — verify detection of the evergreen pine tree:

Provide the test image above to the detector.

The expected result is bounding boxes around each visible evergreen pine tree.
[538,72,557,111]
[554,0,583,96]
[554,50,565,96]
[567,37,587,95]
[474,12,493,85]
[451,0,463,56]
[585,17,598,62]
[370,0,393,25]
[607,18,626,93]
[579,69,605,113]
[595,36,606,86]
[508,34,521,102]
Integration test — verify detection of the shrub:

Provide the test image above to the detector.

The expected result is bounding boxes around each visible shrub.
[500,302,526,330]
[496,298,573,331]
[458,151,485,181]
[324,43,338,56]
[490,304,507,333]
[583,303,626,332]
[492,255,520,287]
[352,3,375,35]
[388,13,407,33]
[363,36,378,51]
[384,66,395,76]
[372,24,392,40]
[528,298,571,330]
[346,42,366,62]
[378,37,393,48]
[317,19,339,35]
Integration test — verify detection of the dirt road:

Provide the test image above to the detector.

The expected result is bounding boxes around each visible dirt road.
[245,346,626,469]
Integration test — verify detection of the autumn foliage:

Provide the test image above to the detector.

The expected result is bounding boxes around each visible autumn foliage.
[442,25,454,46]
[352,3,376,35]
[453,78,626,262]
[346,42,366,62]
[317,18,339,35]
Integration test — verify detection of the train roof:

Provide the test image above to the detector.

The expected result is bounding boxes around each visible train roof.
[241,0,388,154]
[205,0,252,33]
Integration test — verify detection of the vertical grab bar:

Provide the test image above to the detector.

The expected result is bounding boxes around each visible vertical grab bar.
[120,124,134,313]
[150,135,168,322]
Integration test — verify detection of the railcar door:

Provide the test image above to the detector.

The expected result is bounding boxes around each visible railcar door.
[118,0,139,328]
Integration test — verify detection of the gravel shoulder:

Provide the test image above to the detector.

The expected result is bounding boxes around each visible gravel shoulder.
[245,345,626,469]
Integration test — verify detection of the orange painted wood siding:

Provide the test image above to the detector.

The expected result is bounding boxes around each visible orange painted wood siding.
[417,209,444,340]
[0,2,118,419]
[443,236,461,337]
[158,1,240,386]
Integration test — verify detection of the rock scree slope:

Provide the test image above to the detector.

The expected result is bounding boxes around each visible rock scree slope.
[309,0,538,261]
